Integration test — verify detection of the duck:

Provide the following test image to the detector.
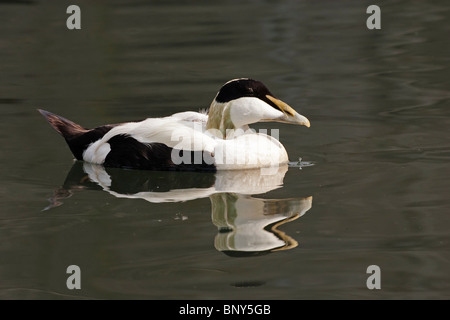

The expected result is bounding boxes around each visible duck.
[39,78,310,172]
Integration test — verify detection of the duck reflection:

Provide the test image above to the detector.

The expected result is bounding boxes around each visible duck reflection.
[46,162,312,256]
[211,193,311,257]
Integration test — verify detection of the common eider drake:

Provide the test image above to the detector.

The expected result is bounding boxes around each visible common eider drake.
[39,78,310,172]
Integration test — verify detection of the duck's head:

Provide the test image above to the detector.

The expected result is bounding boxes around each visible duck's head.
[206,78,310,135]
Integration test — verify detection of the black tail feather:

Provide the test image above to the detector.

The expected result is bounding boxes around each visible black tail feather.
[38,109,87,140]
[38,109,118,160]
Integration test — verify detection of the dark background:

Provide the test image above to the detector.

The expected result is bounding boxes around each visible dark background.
[0,0,449,299]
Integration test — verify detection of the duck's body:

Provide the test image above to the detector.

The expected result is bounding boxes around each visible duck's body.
[39,79,310,172]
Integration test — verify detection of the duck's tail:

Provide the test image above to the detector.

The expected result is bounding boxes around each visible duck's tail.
[38,109,88,140]
[38,109,93,160]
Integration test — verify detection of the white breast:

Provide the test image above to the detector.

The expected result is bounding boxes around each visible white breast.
[214,132,289,170]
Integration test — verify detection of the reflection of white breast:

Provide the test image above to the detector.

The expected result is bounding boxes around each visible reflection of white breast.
[82,162,288,202]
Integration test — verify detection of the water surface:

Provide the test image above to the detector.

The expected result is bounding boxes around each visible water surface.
[0,0,449,299]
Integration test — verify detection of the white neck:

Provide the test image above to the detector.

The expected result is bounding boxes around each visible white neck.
[206,97,283,138]
[206,101,239,138]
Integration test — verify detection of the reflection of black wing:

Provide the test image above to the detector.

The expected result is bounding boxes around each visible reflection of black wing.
[107,164,216,194]
[43,161,216,210]
[62,161,103,190]
[63,161,216,194]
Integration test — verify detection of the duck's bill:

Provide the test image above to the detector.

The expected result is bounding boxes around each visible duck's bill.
[283,112,311,127]
[265,95,311,128]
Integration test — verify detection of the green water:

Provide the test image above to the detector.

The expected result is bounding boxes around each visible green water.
[0,0,449,299]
